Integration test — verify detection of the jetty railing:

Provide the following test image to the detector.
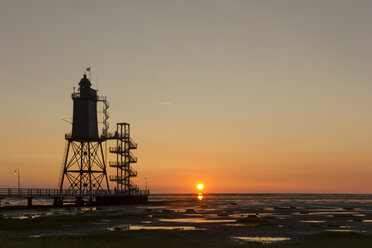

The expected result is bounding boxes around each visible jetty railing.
[0,188,150,198]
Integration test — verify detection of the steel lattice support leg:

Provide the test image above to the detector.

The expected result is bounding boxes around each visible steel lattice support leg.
[59,140,109,194]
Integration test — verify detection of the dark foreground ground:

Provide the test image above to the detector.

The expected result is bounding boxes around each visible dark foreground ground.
[1,229,372,248]
[1,194,372,247]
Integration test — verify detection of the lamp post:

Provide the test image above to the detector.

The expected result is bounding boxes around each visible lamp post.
[145,177,148,191]
[14,169,20,192]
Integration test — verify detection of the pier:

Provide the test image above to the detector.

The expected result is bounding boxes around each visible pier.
[0,188,149,207]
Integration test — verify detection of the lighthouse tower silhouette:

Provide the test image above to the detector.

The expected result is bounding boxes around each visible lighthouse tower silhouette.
[59,74,109,194]
[59,72,142,197]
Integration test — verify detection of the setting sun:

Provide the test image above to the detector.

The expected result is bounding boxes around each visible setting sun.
[197,184,204,190]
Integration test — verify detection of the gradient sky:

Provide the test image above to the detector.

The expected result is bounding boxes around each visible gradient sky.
[1,0,372,193]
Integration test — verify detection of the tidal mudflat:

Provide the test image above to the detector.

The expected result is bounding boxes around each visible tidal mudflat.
[1,194,372,247]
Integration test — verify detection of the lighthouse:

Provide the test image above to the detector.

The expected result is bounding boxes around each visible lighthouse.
[59,74,109,194]
[59,72,142,197]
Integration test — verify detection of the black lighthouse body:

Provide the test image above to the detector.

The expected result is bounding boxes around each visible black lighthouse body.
[72,74,99,140]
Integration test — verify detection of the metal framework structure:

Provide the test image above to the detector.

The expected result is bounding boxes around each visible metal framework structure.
[109,123,138,194]
[58,73,145,198]
[59,139,109,194]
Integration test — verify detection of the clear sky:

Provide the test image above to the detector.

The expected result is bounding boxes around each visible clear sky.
[1,0,372,193]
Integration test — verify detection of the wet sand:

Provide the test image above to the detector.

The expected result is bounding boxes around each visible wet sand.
[1,194,372,247]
